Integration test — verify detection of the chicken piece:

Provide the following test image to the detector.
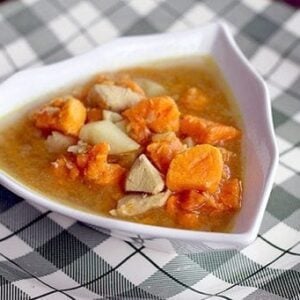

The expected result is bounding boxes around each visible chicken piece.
[79,120,140,154]
[125,154,164,194]
[110,190,171,217]
[146,132,185,173]
[179,87,208,111]
[166,144,223,193]
[45,131,76,153]
[123,96,180,144]
[33,96,87,136]
[67,140,90,154]
[180,115,240,145]
[134,78,167,97]
[87,84,144,112]
[84,143,126,186]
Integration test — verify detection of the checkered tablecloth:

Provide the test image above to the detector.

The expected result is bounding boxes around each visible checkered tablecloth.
[0,0,299,299]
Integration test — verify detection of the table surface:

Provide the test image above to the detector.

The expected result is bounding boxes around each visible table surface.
[0,0,299,299]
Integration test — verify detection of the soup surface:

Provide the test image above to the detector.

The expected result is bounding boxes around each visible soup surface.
[0,56,243,232]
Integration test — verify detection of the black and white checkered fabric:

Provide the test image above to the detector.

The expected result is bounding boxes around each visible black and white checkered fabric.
[0,0,299,299]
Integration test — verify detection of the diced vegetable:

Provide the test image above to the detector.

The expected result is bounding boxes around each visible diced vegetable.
[179,87,208,111]
[102,110,123,122]
[146,132,185,173]
[45,131,76,153]
[219,178,241,210]
[125,154,164,194]
[166,144,223,193]
[33,96,87,136]
[52,142,125,186]
[87,84,144,112]
[86,108,102,123]
[134,78,167,97]
[123,96,180,144]
[79,120,140,154]
[110,190,171,217]
[180,114,240,144]
[115,120,128,133]
[84,143,125,186]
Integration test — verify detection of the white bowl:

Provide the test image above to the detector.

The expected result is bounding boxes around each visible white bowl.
[0,22,278,253]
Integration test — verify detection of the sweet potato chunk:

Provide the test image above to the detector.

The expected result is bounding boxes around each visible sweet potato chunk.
[165,194,180,218]
[33,96,87,136]
[146,132,185,173]
[179,87,208,111]
[123,96,180,144]
[84,143,126,186]
[177,211,199,229]
[86,108,102,123]
[52,142,125,186]
[180,115,240,144]
[166,144,223,193]
[219,178,241,210]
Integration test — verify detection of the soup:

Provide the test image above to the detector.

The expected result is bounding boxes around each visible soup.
[0,56,243,232]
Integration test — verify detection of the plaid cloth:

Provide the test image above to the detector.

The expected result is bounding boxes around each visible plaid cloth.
[0,0,299,299]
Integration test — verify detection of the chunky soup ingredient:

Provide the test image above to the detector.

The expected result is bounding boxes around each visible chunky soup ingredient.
[79,120,140,154]
[33,96,86,136]
[125,154,164,194]
[87,83,144,111]
[123,96,180,144]
[180,114,240,144]
[0,56,243,232]
[166,144,223,193]
[111,190,171,217]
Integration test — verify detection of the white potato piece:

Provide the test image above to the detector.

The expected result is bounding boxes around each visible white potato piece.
[102,110,123,122]
[79,120,140,154]
[126,154,164,194]
[135,78,167,97]
[87,84,143,111]
[45,131,76,153]
[110,190,171,217]
[115,119,128,133]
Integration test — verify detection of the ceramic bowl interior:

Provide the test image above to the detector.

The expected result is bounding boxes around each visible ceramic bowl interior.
[0,22,278,249]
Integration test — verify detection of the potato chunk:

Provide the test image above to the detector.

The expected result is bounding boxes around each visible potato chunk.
[110,190,171,217]
[123,96,180,144]
[33,96,87,136]
[180,115,240,145]
[45,131,76,153]
[134,78,167,97]
[87,84,144,112]
[125,154,164,194]
[166,144,223,193]
[79,120,140,154]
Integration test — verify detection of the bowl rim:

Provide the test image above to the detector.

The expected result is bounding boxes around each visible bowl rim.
[0,22,278,247]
